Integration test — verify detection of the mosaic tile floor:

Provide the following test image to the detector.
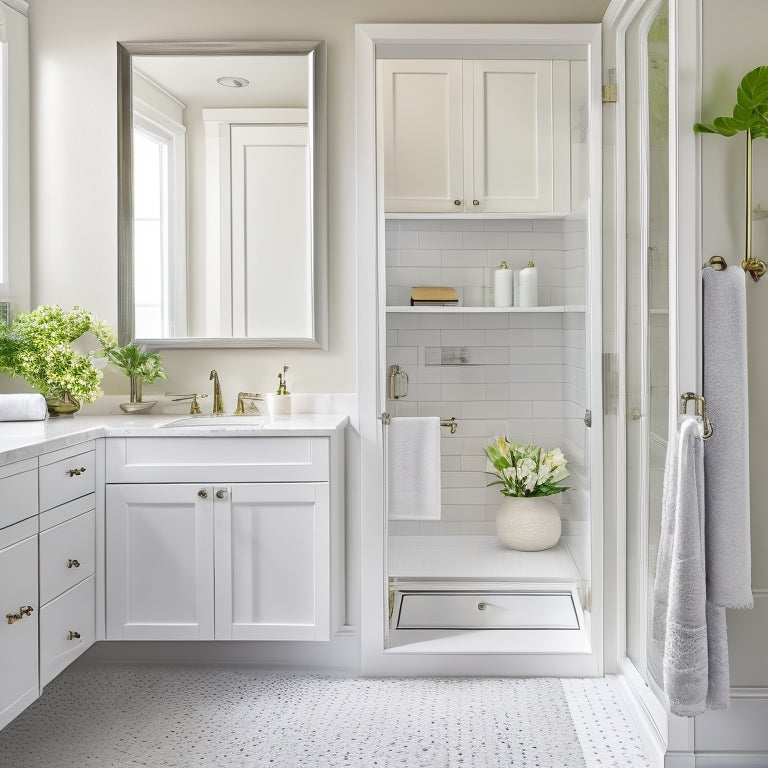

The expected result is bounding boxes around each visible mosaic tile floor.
[0,666,653,768]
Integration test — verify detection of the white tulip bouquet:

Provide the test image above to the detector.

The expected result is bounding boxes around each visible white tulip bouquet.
[484,437,569,498]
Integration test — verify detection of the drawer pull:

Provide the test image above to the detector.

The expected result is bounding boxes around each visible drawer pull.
[215,489,227,500]
[67,559,81,569]
[198,489,208,499]
[66,466,87,477]
[6,605,34,624]
[67,631,81,641]
[477,601,487,611]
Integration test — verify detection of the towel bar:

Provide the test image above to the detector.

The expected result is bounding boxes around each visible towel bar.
[705,254,767,282]
[440,417,458,434]
[680,392,713,439]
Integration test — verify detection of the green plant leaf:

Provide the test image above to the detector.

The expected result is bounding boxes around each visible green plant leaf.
[736,66,768,112]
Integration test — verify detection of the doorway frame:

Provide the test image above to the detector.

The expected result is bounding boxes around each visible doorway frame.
[355,22,604,676]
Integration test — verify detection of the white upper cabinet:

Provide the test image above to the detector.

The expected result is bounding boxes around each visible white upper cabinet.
[379,59,571,215]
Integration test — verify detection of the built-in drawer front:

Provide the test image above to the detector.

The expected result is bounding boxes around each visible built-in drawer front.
[396,591,580,630]
[0,458,38,530]
[39,445,96,512]
[106,436,329,483]
[39,504,96,605]
[40,575,95,688]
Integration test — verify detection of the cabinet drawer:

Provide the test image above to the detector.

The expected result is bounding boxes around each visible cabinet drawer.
[106,436,329,483]
[396,590,580,630]
[40,575,95,688]
[39,507,95,605]
[0,459,37,529]
[39,447,95,512]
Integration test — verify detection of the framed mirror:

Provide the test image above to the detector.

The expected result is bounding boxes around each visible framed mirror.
[117,41,327,348]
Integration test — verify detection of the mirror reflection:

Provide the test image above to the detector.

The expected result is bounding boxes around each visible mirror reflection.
[118,42,326,348]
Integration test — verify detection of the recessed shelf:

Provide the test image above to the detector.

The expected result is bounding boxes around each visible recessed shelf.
[385,305,586,314]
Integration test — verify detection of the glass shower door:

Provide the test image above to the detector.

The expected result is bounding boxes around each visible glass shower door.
[625,0,669,685]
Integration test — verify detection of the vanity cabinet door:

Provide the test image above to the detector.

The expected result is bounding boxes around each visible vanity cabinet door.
[0,522,39,730]
[105,484,214,640]
[214,483,330,641]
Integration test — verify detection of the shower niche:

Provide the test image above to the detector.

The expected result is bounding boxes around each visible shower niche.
[371,34,602,670]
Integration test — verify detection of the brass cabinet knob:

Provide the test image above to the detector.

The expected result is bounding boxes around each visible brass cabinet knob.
[67,631,81,641]
[472,199,480,206]
[67,467,86,477]
[198,489,208,499]
[6,605,34,624]
[216,489,227,500]
[477,601,487,611]
[67,559,80,569]
[453,199,462,206]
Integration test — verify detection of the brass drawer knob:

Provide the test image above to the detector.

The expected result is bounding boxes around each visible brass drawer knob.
[66,466,87,477]
[67,631,81,641]
[215,489,227,500]
[6,605,34,624]
[198,489,208,499]
[477,601,487,611]
[67,559,81,569]
[472,199,480,206]
[453,199,462,206]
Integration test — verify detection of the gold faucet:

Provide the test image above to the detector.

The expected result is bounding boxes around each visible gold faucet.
[276,365,290,395]
[235,392,263,415]
[209,370,224,414]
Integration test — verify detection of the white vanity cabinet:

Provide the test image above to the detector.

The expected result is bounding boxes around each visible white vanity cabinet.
[379,59,571,214]
[0,459,39,731]
[105,433,341,643]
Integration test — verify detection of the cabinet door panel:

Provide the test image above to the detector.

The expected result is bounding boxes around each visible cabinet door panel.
[379,60,463,213]
[0,533,38,730]
[106,485,214,640]
[215,483,330,640]
[470,60,560,213]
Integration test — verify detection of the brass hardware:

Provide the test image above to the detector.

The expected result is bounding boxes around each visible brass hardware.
[276,365,290,395]
[742,257,767,282]
[67,631,81,641]
[388,365,408,400]
[680,392,714,439]
[66,467,86,477]
[440,417,458,434]
[216,489,227,500]
[379,412,391,426]
[198,489,208,499]
[708,255,728,271]
[6,605,34,625]
[235,392,262,415]
[472,199,479,206]
[477,601,487,611]
[602,83,617,103]
[453,199,462,206]
[168,393,207,415]
[210,370,224,414]
[67,559,80,569]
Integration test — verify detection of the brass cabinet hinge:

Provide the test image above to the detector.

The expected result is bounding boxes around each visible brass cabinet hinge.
[602,83,617,103]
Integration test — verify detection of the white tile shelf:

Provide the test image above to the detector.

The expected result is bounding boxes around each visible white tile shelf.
[386,305,587,314]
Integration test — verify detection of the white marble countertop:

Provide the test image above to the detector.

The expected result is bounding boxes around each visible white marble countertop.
[0,413,349,467]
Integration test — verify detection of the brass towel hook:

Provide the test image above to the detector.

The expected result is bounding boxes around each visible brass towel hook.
[679,392,713,439]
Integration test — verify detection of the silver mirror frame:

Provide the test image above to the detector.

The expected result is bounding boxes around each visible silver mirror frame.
[117,40,327,349]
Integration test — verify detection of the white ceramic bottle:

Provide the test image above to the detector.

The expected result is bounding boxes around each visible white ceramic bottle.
[493,261,514,307]
[517,261,538,307]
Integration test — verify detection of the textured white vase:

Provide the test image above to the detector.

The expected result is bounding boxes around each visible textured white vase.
[495,496,562,551]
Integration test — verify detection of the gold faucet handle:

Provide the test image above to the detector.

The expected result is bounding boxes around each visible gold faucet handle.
[167,393,208,415]
[235,392,263,415]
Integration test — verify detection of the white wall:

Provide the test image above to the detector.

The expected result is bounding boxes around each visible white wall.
[695,0,768,758]
[26,0,608,403]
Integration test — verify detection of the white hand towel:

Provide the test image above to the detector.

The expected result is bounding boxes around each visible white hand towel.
[702,266,753,609]
[0,394,47,421]
[387,417,441,521]
[662,417,729,716]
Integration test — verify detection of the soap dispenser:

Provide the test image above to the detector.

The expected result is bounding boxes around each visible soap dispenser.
[268,365,292,415]
[517,261,538,308]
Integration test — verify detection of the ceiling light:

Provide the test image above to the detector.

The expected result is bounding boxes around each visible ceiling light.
[217,76,250,88]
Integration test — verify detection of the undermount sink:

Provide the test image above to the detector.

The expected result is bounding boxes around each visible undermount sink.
[161,415,264,428]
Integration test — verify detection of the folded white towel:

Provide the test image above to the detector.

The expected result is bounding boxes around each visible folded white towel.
[662,417,730,716]
[0,394,47,421]
[702,266,753,609]
[387,417,441,521]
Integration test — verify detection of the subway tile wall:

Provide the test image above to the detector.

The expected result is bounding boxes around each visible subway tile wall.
[386,217,589,539]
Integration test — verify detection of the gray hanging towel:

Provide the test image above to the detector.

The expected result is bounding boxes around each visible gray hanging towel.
[702,266,753,609]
